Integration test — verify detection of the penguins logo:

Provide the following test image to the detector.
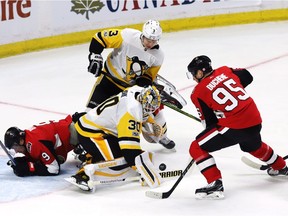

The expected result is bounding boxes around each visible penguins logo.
[126,56,148,81]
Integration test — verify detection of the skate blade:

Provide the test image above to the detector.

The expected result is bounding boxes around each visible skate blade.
[64,177,94,192]
[195,191,225,200]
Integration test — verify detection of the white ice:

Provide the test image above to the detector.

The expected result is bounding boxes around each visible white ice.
[1,21,288,215]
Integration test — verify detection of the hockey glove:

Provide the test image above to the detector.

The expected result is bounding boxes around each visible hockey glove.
[72,112,86,123]
[9,156,35,177]
[88,53,103,77]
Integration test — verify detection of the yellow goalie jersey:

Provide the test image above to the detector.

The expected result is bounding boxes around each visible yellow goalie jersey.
[75,85,144,152]
[93,28,164,88]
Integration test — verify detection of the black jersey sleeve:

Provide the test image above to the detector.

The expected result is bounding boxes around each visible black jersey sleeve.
[198,98,218,128]
[232,68,253,88]
[89,36,105,54]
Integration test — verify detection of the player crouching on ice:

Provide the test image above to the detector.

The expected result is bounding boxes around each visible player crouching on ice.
[3,115,79,177]
[66,85,164,192]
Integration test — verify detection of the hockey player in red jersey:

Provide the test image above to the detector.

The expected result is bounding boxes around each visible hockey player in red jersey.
[186,55,288,199]
[4,115,78,177]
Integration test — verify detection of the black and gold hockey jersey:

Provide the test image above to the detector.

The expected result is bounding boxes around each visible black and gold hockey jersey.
[75,86,145,154]
[91,28,164,89]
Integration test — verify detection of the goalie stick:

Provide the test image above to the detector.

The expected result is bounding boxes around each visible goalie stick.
[66,155,188,191]
[241,154,288,170]
[66,168,188,191]
[65,175,141,189]
[145,159,195,199]
[0,140,16,166]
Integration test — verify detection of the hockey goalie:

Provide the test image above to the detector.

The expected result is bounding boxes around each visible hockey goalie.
[66,85,164,192]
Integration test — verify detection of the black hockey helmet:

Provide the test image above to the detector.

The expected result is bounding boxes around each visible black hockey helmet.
[187,55,213,77]
[4,127,25,149]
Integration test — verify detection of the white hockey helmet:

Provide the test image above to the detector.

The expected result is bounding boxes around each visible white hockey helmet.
[142,20,162,41]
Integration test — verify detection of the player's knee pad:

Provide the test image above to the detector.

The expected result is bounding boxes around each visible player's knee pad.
[135,151,162,188]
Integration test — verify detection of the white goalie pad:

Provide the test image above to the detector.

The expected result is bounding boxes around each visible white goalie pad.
[83,157,139,183]
[84,164,139,184]
[135,151,163,188]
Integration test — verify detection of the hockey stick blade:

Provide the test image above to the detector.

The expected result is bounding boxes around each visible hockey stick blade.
[241,155,288,171]
[145,159,195,199]
[156,74,176,90]
[145,191,164,199]
[65,176,140,192]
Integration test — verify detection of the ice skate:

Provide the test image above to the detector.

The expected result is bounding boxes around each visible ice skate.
[159,137,176,150]
[65,171,94,192]
[195,179,224,200]
[267,166,288,176]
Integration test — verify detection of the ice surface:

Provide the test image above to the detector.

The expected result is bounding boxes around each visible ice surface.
[1,21,288,215]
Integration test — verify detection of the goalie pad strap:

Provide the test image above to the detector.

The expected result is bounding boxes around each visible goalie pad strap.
[84,157,128,177]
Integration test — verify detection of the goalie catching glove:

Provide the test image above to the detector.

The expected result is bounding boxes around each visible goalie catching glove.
[88,53,103,77]
[142,121,163,143]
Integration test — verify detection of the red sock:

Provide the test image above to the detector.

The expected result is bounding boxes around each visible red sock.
[249,142,286,170]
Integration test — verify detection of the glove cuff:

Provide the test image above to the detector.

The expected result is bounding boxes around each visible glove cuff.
[28,162,35,172]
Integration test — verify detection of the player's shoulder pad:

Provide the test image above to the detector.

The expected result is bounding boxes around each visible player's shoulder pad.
[120,86,144,121]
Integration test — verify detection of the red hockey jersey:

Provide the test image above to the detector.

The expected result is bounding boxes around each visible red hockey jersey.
[191,66,262,129]
[24,115,74,174]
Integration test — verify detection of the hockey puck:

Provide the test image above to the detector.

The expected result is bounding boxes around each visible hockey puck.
[159,163,166,171]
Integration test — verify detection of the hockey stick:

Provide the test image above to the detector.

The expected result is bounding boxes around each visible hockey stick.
[66,167,187,191]
[241,155,288,170]
[155,75,187,108]
[156,75,176,90]
[90,176,140,186]
[0,140,16,166]
[65,175,141,189]
[162,101,201,123]
[145,158,195,199]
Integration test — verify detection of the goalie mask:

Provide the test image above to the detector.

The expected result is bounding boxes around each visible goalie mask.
[4,127,25,149]
[137,86,161,116]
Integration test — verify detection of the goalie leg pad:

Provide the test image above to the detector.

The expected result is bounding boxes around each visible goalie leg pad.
[135,152,162,188]
[83,158,139,184]
[84,164,138,182]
